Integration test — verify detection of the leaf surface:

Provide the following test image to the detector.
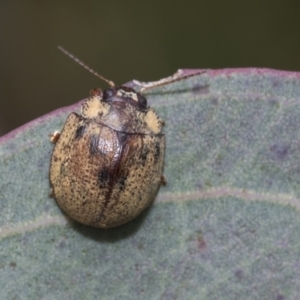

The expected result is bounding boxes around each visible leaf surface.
[1,69,300,299]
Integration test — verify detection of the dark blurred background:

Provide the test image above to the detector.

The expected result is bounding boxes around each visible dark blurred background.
[1,1,300,136]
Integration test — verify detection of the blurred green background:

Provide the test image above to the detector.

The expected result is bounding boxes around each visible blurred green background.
[1,1,300,136]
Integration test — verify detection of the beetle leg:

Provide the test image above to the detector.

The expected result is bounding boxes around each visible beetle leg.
[49,131,61,143]
[161,175,167,186]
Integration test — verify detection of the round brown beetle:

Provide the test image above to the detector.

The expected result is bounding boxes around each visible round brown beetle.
[50,47,165,228]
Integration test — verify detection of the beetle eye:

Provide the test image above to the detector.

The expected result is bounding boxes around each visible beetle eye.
[139,96,147,109]
[103,88,114,101]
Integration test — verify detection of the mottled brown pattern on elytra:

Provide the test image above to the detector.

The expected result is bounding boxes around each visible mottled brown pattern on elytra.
[50,87,165,228]
[50,117,165,227]
[75,125,86,139]
[94,129,128,223]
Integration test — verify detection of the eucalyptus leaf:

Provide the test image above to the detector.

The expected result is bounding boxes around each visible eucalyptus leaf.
[1,69,300,299]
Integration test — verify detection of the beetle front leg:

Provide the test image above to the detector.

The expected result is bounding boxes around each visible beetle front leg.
[49,131,61,143]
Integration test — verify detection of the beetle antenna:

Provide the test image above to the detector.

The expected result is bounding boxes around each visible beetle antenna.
[58,46,115,87]
[137,69,208,93]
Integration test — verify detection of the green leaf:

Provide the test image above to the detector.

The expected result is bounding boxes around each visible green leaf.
[1,69,300,299]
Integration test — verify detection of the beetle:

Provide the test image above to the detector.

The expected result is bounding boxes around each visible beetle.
[50,46,204,228]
